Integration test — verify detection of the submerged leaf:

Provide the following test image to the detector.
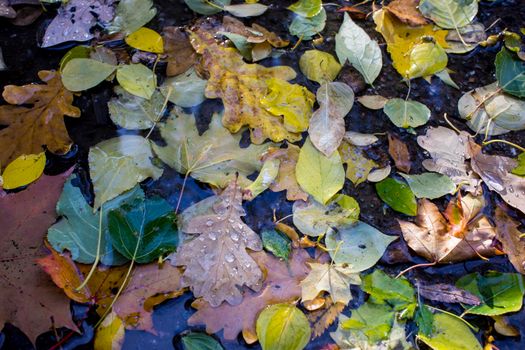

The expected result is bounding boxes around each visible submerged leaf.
[161,67,207,107]
[61,58,116,92]
[495,47,525,98]
[288,8,326,40]
[181,333,223,350]
[108,0,157,35]
[376,177,417,216]
[1,152,45,190]
[116,63,157,99]
[163,26,197,77]
[108,86,164,129]
[261,229,291,260]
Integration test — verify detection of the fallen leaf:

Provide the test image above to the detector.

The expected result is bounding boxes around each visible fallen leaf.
[512,153,525,176]
[299,50,342,84]
[337,6,366,20]
[0,70,80,170]
[261,229,291,260]
[174,182,263,307]
[94,311,125,350]
[0,169,77,342]
[125,27,164,54]
[222,16,289,48]
[288,0,322,18]
[223,3,267,17]
[187,249,311,342]
[357,95,388,110]
[445,23,486,54]
[383,98,431,128]
[376,177,417,216]
[61,58,117,92]
[1,152,45,189]
[417,282,481,305]
[419,0,478,30]
[400,172,456,199]
[181,333,223,350]
[107,0,157,35]
[339,141,378,185]
[184,0,230,15]
[386,0,428,26]
[340,302,396,343]
[418,312,482,350]
[161,67,207,107]
[494,208,525,275]
[307,297,345,339]
[406,41,448,79]
[388,133,411,173]
[116,63,157,99]
[244,157,280,200]
[343,131,379,146]
[495,47,525,98]
[288,7,326,40]
[163,26,197,77]
[108,86,165,130]
[493,315,520,337]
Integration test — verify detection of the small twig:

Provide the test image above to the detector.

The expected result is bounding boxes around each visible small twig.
[275,213,294,224]
[443,113,462,135]
[396,261,437,278]
[482,139,525,153]
[465,87,502,120]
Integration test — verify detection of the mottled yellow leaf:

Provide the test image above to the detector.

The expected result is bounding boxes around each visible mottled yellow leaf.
[125,27,164,54]
[1,153,46,190]
[94,311,125,350]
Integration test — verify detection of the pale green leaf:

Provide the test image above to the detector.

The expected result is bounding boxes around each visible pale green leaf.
[418,312,482,350]
[223,3,267,17]
[419,0,478,30]
[445,23,486,54]
[160,68,207,107]
[116,64,157,99]
[61,58,116,92]
[287,0,322,18]
[245,158,280,200]
[184,0,230,15]
[495,47,525,98]
[108,0,157,35]
[375,177,417,216]
[288,8,326,40]
[341,302,395,342]
[108,86,164,130]
[400,173,456,199]
[383,98,431,128]
[256,304,311,350]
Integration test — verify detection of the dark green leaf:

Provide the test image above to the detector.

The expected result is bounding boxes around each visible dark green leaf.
[375,178,417,216]
[361,270,416,313]
[341,302,395,343]
[415,304,434,337]
[181,333,223,350]
[261,229,291,260]
[496,47,525,98]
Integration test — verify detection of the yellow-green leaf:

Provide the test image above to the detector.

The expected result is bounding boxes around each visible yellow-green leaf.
[418,312,482,350]
[287,0,322,18]
[94,311,125,350]
[125,27,164,53]
[1,153,46,190]
[299,50,341,84]
[407,41,448,79]
[116,63,157,99]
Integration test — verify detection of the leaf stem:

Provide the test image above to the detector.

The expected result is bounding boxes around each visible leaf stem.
[144,87,172,141]
[482,139,525,153]
[395,261,437,278]
[76,209,103,291]
[465,87,502,120]
[204,0,224,11]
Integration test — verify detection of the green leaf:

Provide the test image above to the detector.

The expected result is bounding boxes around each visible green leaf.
[256,303,311,350]
[456,271,525,316]
[184,0,230,15]
[419,0,478,30]
[415,304,434,337]
[61,58,116,92]
[376,178,417,216]
[89,135,163,209]
[299,50,341,84]
[108,86,164,130]
[47,175,129,265]
[108,193,178,264]
[418,312,482,350]
[261,229,291,260]
[59,46,91,72]
[407,42,448,79]
[336,13,382,85]
[218,31,253,60]
[325,221,397,271]
[161,68,207,107]
[181,333,223,350]
[245,157,280,200]
[293,194,359,237]
[361,270,416,312]
[399,173,456,199]
[512,153,525,176]
[223,3,267,17]
[383,98,431,129]
[287,0,322,18]
[116,64,157,99]
[288,8,326,40]
[341,302,395,343]
[108,0,157,35]
[296,137,345,205]
[495,47,525,98]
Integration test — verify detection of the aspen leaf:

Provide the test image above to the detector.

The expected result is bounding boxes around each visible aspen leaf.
[289,8,326,40]
[383,98,431,128]
[288,0,322,18]
[116,63,157,99]
[61,58,116,92]
[418,312,482,350]
[495,47,525,98]
[125,27,164,53]
[299,50,342,84]
[1,152,45,190]
[376,177,417,216]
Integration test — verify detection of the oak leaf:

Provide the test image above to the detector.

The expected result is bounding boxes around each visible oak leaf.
[494,207,525,274]
[187,249,311,343]
[174,181,264,307]
[0,169,77,342]
[307,297,345,339]
[386,0,428,27]
[0,70,80,169]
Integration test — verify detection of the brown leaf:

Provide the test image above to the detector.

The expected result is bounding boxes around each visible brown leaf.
[494,207,525,274]
[0,169,77,342]
[262,144,308,201]
[174,181,264,307]
[388,133,411,173]
[386,0,428,26]
[337,6,367,20]
[223,16,289,47]
[163,27,196,77]
[0,70,80,169]
[188,249,311,343]
[418,282,481,305]
[307,297,345,338]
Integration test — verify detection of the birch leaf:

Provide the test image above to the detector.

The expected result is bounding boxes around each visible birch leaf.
[108,0,157,35]
[125,27,164,53]
[288,8,326,40]
[256,304,311,350]
[384,98,431,129]
[61,58,116,92]
[419,0,478,30]
[1,152,45,190]
[116,63,157,99]
[400,173,456,199]
[160,67,207,108]
[336,13,382,85]
[418,312,482,350]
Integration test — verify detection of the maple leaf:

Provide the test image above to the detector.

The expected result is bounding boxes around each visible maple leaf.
[163,26,196,77]
[0,169,77,342]
[399,196,497,263]
[187,249,311,343]
[174,181,264,307]
[0,70,80,169]
[189,27,313,144]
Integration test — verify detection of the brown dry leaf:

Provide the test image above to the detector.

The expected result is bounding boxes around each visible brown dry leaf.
[174,181,264,307]
[388,133,411,173]
[113,263,184,332]
[417,282,481,305]
[188,249,311,343]
[190,28,311,144]
[0,70,80,169]
[307,297,345,339]
[494,207,525,274]
[337,6,367,20]
[222,16,289,47]
[386,0,428,26]
[399,196,497,263]
[262,144,308,201]
[163,27,196,77]
[0,169,77,342]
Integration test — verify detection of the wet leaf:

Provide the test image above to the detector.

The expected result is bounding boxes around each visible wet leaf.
[495,47,525,98]
[307,298,345,339]
[261,229,291,260]
[446,23,486,54]
[1,152,45,189]
[400,173,456,199]
[94,311,125,350]
[415,304,434,337]
[89,135,163,209]
[357,95,388,110]
[174,182,263,307]
[362,270,416,312]
[339,141,378,185]
[108,86,164,130]
[0,70,80,170]
[125,27,164,53]
[296,137,345,205]
[341,302,395,343]
[41,0,114,47]
[388,133,411,173]
[386,0,428,26]
[419,0,478,30]
[418,282,481,305]
[244,157,280,200]
[344,131,379,146]
[301,262,361,305]
[495,208,525,274]
[376,177,417,216]
[456,271,525,316]
[336,13,382,85]
[512,153,525,176]
[384,98,431,129]
[293,194,359,237]
[0,169,77,342]
[407,41,448,79]
[61,58,116,92]
[299,50,341,84]
[325,221,397,270]
[184,0,230,15]
[153,111,271,188]
[368,166,392,183]
[309,82,354,156]
[288,8,326,40]
[116,63,157,99]
[418,312,482,350]
[108,0,157,35]
[287,0,322,18]
[163,26,196,77]
[256,303,311,350]
[181,333,223,350]
[161,67,207,107]
[223,3,267,17]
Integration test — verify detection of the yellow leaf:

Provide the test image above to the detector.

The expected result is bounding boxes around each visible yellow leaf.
[1,153,46,190]
[125,27,164,54]
[407,41,448,79]
[94,311,125,350]
[373,9,449,79]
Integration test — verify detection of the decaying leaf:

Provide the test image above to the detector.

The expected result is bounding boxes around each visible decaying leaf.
[174,182,264,307]
[388,133,411,173]
[0,169,77,342]
[307,297,346,339]
[494,208,525,275]
[419,0,478,30]
[339,141,378,186]
[163,26,197,77]
[386,0,428,26]
[446,23,487,54]
[299,50,342,84]
[107,0,157,35]
[417,282,481,305]
[0,70,80,170]
[187,249,311,342]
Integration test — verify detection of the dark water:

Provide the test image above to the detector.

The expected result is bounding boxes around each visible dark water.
[1,0,525,349]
